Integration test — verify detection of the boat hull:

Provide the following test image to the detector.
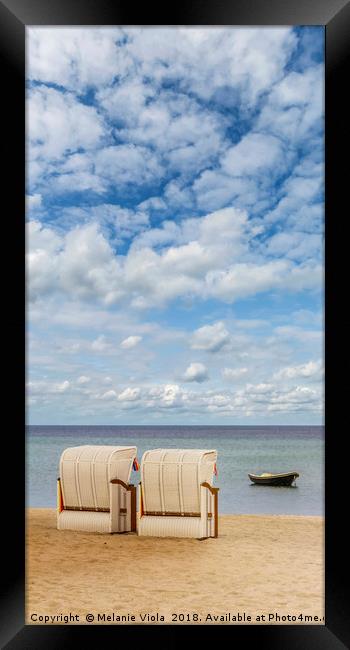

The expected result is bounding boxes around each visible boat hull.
[248,472,299,487]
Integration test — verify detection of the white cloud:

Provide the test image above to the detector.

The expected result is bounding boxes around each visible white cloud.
[222,367,248,379]
[27,27,301,199]
[266,385,320,411]
[104,88,225,176]
[27,28,127,90]
[100,390,118,400]
[124,27,296,106]
[274,359,323,380]
[117,387,141,401]
[58,204,150,242]
[55,223,124,305]
[138,196,167,211]
[28,200,322,308]
[183,362,209,383]
[221,133,286,177]
[147,384,184,408]
[27,371,323,417]
[273,326,322,342]
[91,335,111,352]
[205,260,322,303]
[191,322,230,352]
[54,380,70,393]
[26,193,42,209]
[94,144,162,188]
[120,335,142,349]
[26,220,63,299]
[77,375,90,384]
[256,64,323,143]
[265,232,322,262]
[26,28,324,425]
[245,382,274,394]
[27,208,322,309]
[193,171,256,212]
[163,180,195,210]
[27,86,106,164]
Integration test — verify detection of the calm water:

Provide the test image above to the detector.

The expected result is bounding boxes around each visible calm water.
[26,425,324,515]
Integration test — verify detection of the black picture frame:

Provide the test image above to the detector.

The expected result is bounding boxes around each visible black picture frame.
[1,0,349,647]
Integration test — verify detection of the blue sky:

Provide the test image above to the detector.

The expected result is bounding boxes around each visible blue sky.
[26,26,324,424]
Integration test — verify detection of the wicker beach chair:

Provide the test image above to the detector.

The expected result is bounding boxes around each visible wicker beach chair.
[57,445,137,534]
[137,449,219,539]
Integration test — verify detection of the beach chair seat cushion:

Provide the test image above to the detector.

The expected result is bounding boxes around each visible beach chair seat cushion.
[137,515,205,538]
[57,509,111,534]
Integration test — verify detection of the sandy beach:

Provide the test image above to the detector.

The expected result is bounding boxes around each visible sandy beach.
[26,509,324,625]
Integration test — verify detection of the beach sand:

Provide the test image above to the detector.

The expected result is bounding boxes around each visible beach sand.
[26,509,324,625]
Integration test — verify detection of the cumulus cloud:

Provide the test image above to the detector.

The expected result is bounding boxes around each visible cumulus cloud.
[27,205,322,312]
[26,27,324,423]
[26,368,323,417]
[183,362,209,383]
[124,27,296,105]
[57,204,150,243]
[91,335,111,352]
[27,28,127,90]
[120,335,142,349]
[147,384,184,408]
[117,387,141,401]
[26,220,63,299]
[121,380,321,414]
[54,380,70,393]
[274,359,323,380]
[257,64,323,142]
[222,367,248,380]
[138,196,167,211]
[191,322,231,352]
[221,133,287,177]
[77,375,91,384]
[94,144,163,188]
[26,193,42,210]
[100,390,118,400]
[273,326,322,342]
[27,86,106,164]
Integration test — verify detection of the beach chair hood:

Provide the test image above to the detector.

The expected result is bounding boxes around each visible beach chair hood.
[141,448,217,515]
[59,445,137,511]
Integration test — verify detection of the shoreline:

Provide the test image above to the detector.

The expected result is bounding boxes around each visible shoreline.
[26,508,324,625]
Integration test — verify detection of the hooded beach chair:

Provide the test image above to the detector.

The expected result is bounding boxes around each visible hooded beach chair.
[57,445,137,534]
[137,449,219,539]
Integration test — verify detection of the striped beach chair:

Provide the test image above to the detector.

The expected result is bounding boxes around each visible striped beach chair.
[137,449,219,539]
[57,445,137,534]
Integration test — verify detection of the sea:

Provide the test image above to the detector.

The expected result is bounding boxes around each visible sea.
[26,425,324,516]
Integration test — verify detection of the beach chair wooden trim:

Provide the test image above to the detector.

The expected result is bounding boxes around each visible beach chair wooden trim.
[201,482,219,537]
[110,480,137,532]
[60,506,131,513]
[143,511,213,518]
[139,482,144,517]
[201,482,219,495]
[64,505,110,512]
[131,483,137,532]
[57,487,132,515]
[110,478,133,490]
[57,478,63,513]
[143,511,197,517]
